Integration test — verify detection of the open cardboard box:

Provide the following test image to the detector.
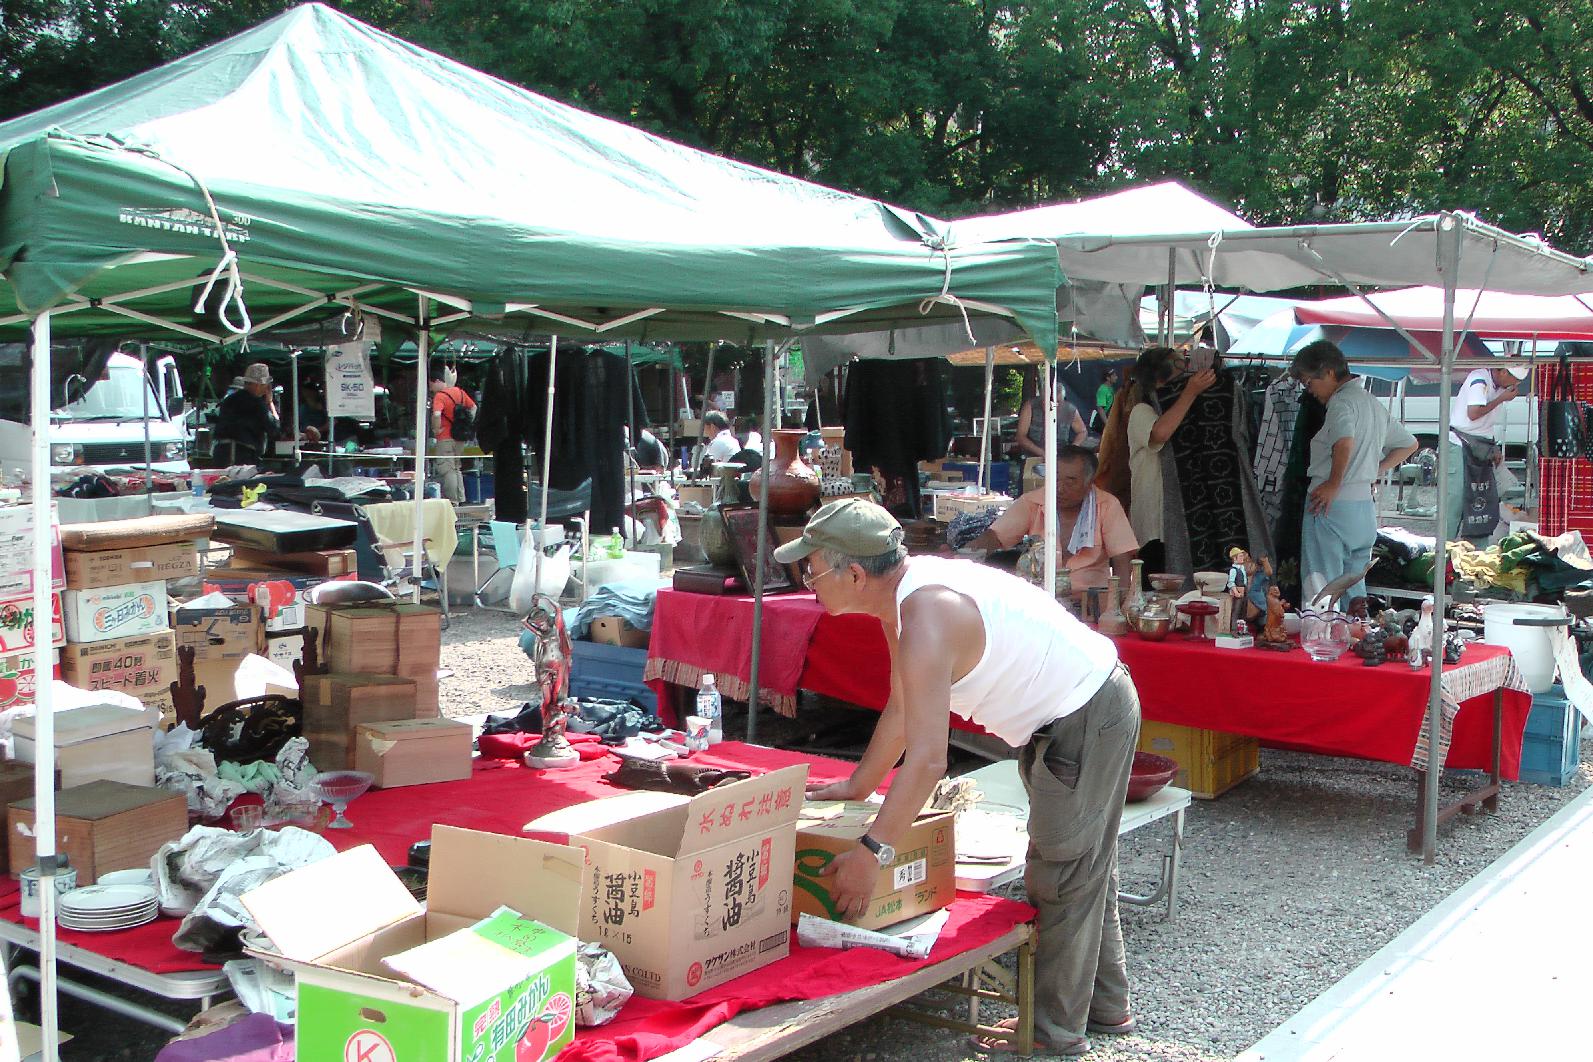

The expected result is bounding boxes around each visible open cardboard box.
[525,765,807,1001]
[241,827,581,1062]
[794,801,956,931]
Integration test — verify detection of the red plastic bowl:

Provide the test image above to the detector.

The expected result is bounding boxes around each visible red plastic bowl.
[1126,751,1178,802]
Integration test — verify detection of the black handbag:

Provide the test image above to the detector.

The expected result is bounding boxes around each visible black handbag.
[1542,353,1582,459]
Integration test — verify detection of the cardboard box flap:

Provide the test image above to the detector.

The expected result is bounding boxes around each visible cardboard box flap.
[240,845,421,963]
[383,905,573,1004]
[427,826,583,938]
[12,704,154,745]
[523,791,688,843]
[677,765,809,856]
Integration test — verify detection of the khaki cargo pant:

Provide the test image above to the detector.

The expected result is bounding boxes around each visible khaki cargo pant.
[1019,663,1141,1046]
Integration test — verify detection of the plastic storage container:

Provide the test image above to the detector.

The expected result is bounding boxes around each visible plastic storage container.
[1519,684,1582,787]
[569,640,657,714]
[1137,720,1259,799]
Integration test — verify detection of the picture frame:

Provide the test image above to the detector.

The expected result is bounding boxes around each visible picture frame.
[720,505,795,593]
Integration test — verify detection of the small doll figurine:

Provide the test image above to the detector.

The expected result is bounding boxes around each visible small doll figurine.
[1444,629,1466,665]
[1407,596,1435,669]
[1228,547,1274,624]
[1259,584,1293,649]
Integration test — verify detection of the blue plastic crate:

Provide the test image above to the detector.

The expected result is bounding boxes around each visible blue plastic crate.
[570,640,656,713]
[1519,685,1581,786]
[942,460,1011,493]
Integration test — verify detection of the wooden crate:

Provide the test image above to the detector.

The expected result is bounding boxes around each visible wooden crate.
[1137,720,1259,799]
[301,673,417,770]
[0,761,58,868]
[7,781,187,883]
[354,718,473,788]
[309,603,442,675]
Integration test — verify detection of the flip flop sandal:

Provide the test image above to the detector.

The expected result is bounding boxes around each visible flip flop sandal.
[1087,1016,1137,1036]
[968,1031,1090,1056]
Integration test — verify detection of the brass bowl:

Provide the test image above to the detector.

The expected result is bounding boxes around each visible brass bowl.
[1135,614,1174,641]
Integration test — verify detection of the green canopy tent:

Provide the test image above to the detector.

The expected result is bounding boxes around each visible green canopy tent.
[0,5,1063,1052]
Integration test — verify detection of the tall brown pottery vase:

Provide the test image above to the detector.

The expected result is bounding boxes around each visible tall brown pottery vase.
[749,429,821,516]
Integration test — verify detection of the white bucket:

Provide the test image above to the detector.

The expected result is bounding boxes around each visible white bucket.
[1481,602,1566,692]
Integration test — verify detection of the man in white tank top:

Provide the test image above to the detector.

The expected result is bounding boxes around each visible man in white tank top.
[774,499,1143,1055]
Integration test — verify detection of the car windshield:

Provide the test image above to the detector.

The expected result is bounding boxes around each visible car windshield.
[55,364,161,421]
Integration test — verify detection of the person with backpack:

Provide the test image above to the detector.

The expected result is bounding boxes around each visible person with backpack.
[429,365,477,504]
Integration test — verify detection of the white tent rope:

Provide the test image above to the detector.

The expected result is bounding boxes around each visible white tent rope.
[56,130,252,334]
[1204,231,1223,327]
[919,236,977,344]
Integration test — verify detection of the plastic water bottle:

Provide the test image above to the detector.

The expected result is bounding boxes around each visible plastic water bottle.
[697,673,724,745]
[607,528,625,559]
[190,470,204,497]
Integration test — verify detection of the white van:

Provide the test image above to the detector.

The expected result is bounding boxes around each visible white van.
[0,347,190,480]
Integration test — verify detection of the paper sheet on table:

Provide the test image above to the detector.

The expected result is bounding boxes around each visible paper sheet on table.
[1549,626,1593,720]
[796,908,951,960]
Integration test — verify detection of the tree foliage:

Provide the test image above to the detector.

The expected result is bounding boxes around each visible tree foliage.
[2,0,1591,250]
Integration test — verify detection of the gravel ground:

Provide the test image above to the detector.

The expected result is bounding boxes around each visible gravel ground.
[27,607,1589,1060]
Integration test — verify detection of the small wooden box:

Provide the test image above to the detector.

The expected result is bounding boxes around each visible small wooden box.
[311,603,442,674]
[0,760,58,867]
[11,706,155,790]
[7,781,187,883]
[354,718,473,788]
[301,673,417,770]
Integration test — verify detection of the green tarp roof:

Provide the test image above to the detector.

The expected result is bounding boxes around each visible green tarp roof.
[0,3,1058,353]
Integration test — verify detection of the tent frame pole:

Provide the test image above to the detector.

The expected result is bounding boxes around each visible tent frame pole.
[533,336,560,599]
[412,299,430,604]
[290,349,301,465]
[1423,215,1464,863]
[140,342,154,500]
[626,341,637,546]
[979,347,995,491]
[30,309,61,1062]
[1043,362,1057,596]
[747,339,779,743]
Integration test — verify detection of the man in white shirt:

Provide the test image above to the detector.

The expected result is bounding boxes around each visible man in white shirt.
[737,416,763,456]
[1447,364,1529,544]
[699,410,740,471]
[1292,342,1418,607]
[781,499,1140,1056]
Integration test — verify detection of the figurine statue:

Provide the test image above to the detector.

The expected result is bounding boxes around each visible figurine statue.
[1354,626,1388,666]
[1228,547,1273,629]
[1407,597,1435,669]
[1258,585,1293,650]
[1444,629,1466,665]
[522,593,580,769]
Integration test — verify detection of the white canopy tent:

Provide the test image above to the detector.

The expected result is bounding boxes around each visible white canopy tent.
[1054,211,1593,862]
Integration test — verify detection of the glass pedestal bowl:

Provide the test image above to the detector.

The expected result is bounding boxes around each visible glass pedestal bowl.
[309,771,375,829]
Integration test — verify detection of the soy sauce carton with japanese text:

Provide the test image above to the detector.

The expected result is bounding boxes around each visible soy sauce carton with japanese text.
[546,764,808,1001]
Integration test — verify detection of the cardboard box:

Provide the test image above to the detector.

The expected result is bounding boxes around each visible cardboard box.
[266,632,304,670]
[12,704,156,790]
[0,648,60,712]
[589,615,650,650]
[792,803,956,931]
[0,506,63,600]
[0,593,65,656]
[171,599,263,662]
[63,541,199,590]
[242,829,582,1062]
[7,780,187,883]
[355,718,474,788]
[62,581,168,645]
[676,485,714,508]
[59,631,176,713]
[549,765,807,1000]
[302,673,417,770]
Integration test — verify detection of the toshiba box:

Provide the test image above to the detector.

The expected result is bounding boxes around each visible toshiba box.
[530,765,807,1001]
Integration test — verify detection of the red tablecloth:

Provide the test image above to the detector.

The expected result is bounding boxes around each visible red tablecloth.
[646,588,907,721]
[1,743,1033,1062]
[1116,637,1532,776]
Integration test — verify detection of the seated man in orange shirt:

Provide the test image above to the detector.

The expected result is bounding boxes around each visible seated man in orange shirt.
[968,444,1138,591]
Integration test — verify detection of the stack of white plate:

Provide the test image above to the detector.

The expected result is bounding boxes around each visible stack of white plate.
[57,883,160,932]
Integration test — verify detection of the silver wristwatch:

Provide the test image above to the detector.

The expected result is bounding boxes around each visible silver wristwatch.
[858,833,895,866]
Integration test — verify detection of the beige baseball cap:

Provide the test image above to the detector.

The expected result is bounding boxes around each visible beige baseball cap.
[773,498,903,565]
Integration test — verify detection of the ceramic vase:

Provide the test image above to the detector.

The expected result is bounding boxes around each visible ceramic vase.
[1098,576,1129,637]
[1122,559,1147,625]
[748,429,821,516]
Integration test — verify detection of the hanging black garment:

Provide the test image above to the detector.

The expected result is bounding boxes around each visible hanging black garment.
[526,347,647,534]
[842,360,952,519]
[477,346,533,523]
